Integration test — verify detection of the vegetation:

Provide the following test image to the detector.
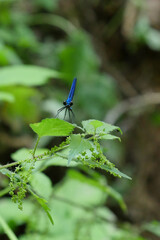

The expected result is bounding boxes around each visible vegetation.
[0,0,160,239]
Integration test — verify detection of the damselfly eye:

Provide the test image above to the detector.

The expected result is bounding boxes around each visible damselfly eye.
[63,101,66,105]
[70,101,73,106]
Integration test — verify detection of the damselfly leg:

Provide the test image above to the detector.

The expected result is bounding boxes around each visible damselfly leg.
[63,108,67,120]
[55,106,66,118]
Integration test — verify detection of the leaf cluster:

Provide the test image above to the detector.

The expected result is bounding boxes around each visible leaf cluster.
[0,118,131,225]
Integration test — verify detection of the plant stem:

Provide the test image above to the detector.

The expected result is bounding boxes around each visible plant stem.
[0,215,18,240]
[32,136,41,158]
[0,143,70,170]
[0,186,10,197]
[0,162,19,170]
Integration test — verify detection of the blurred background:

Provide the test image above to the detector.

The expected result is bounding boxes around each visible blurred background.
[0,0,160,239]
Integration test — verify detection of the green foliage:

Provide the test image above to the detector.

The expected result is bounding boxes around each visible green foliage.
[0,86,40,122]
[143,221,160,237]
[30,172,52,200]
[0,172,143,240]
[30,118,75,137]
[0,199,33,230]
[0,1,118,121]
[0,91,14,103]
[68,134,92,165]
[0,65,61,86]
[0,65,63,124]
[133,16,160,51]
[0,1,151,239]
[57,30,118,119]
[0,215,18,240]
[28,187,54,225]
[68,169,127,211]
[82,119,122,135]
[0,118,131,225]
[33,0,59,11]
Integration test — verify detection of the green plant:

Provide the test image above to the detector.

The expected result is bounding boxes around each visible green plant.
[0,118,131,223]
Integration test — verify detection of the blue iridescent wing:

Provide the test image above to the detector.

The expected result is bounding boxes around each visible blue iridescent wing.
[66,78,77,105]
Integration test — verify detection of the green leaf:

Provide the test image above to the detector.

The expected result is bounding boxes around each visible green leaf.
[134,16,150,44]
[0,199,34,231]
[90,120,104,129]
[0,65,61,86]
[99,134,121,141]
[30,118,75,137]
[101,166,131,180]
[34,0,59,11]
[11,148,48,162]
[58,31,99,79]
[68,170,126,211]
[0,168,12,178]
[143,221,160,237]
[0,44,22,65]
[68,134,92,165]
[146,29,160,51]
[86,160,131,180]
[29,188,54,225]
[0,86,40,122]
[54,176,106,207]
[82,119,122,135]
[0,91,15,103]
[30,172,52,200]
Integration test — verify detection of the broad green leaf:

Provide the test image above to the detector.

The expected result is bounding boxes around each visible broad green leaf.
[86,160,131,180]
[90,120,104,129]
[0,199,34,231]
[68,134,92,165]
[30,118,75,137]
[82,119,122,135]
[54,176,106,207]
[0,44,22,65]
[0,92,15,103]
[0,86,40,122]
[18,174,139,240]
[11,148,48,162]
[30,172,52,200]
[0,65,61,86]
[68,170,126,211]
[29,188,54,225]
